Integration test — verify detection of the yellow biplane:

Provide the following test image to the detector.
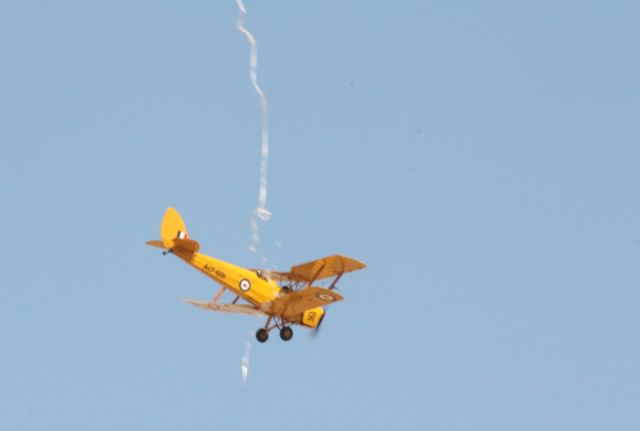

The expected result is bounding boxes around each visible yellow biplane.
[146,208,366,342]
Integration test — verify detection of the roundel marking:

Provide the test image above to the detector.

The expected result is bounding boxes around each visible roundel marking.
[239,279,251,292]
[317,293,335,302]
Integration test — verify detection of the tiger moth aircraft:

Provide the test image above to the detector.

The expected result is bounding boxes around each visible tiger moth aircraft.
[146,208,366,343]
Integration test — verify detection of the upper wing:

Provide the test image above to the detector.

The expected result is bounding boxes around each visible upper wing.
[183,299,267,316]
[266,255,366,283]
[267,287,344,321]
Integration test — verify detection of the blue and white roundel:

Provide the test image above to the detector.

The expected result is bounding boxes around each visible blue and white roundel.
[239,279,251,292]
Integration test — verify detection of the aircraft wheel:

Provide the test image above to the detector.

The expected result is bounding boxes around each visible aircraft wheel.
[280,326,293,341]
[256,328,269,343]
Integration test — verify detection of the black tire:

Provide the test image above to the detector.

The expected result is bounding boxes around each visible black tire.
[256,328,269,343]
[279,326,293,341]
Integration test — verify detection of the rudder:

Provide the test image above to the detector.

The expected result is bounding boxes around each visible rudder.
[161,207,189,249]
[146,208,199,253]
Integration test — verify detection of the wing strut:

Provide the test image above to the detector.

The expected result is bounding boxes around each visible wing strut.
[328,272,343,291]
[213,287,225,303]
[307,263,326,288]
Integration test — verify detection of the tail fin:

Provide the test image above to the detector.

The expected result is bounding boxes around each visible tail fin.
[146,207,199,253]
[160,207,189,247]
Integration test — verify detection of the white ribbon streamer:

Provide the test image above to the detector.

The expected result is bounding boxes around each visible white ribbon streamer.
[235,0,272,252]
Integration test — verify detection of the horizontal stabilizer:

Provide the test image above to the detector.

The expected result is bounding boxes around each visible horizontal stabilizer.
[173,238,199,253]
[145,238,199,253]
[183,299,267,316]
[146,240,166,249]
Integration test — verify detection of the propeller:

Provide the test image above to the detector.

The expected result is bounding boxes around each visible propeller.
[310,313,326,338]
[312,285,340,338]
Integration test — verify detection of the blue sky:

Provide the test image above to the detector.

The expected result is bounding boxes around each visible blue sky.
[1,1,639,430]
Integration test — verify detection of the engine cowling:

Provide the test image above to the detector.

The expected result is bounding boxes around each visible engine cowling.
[302,307,325,328]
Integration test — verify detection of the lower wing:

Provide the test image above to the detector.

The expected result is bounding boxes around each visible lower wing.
[183,299,267,316]
[267,287,343,320]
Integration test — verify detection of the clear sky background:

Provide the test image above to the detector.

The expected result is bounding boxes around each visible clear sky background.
[1,1,639,430]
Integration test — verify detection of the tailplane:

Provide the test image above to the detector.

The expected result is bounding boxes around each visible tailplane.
[146,207,199,253]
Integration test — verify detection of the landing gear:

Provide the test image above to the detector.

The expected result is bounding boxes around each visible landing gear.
[256,317,293,342]
[280,326,293,341]
[256,328,269,343]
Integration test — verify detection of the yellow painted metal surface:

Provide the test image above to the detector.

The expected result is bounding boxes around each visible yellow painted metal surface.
[177,250,281,306]
[147,208,365,331]
[160,207,188,249]
[302,307,325,328]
